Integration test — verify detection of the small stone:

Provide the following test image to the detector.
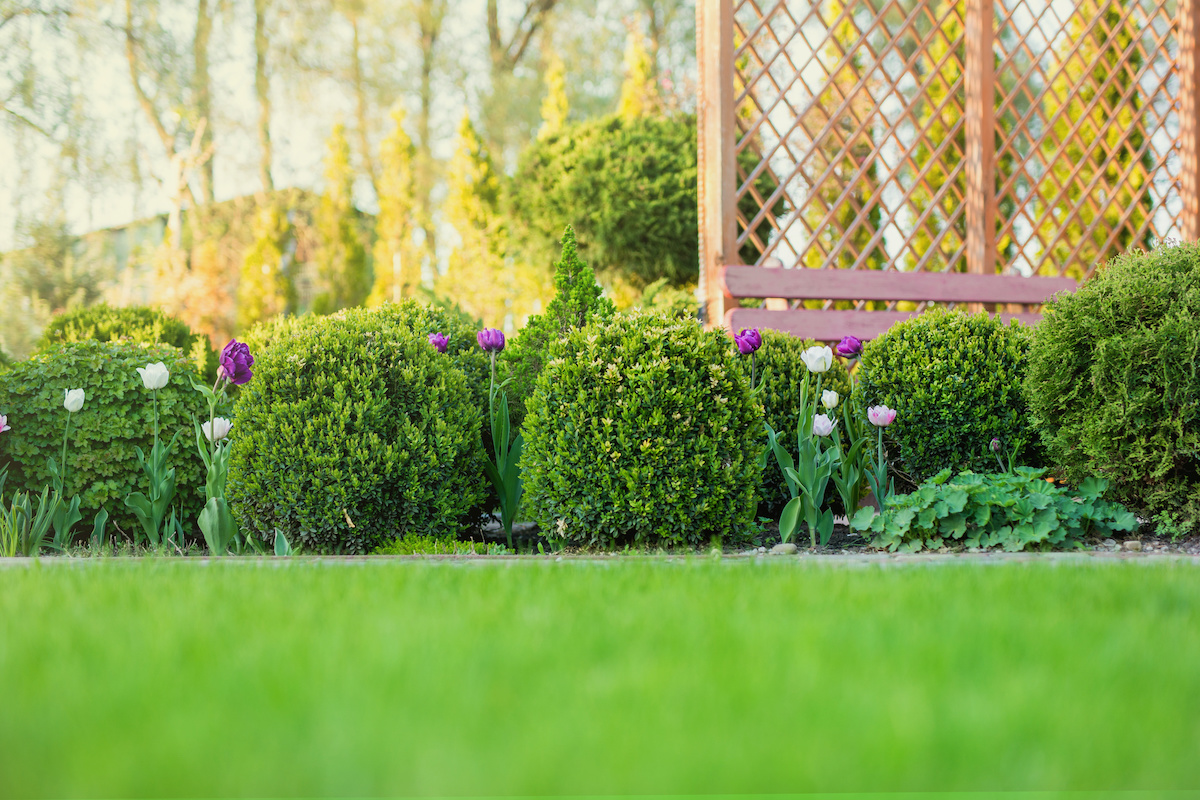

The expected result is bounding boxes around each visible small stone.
[1122,540,1142,552]
[1102,539,1117,548]
[770,543,799,555]
[757,546,767,554]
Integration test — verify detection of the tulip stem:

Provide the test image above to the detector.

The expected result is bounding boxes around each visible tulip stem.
[60,410,72,492]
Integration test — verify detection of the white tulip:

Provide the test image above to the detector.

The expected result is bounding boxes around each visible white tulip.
[137,361,171,390]
[63,388,85,413]
[202,417,233,442]
[800,345,834,374]
[812,413,836,437]
[821,389,840,409]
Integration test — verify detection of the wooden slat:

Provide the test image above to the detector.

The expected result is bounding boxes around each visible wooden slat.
[1181,0,1200,239]
[721,265,1077,303]
[698,0,737,329]
[964,0,996,282]
[726,307,1044,342]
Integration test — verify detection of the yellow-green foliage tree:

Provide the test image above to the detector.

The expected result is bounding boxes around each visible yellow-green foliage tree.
[1036,1,1152,279]
[368,107,419,306]
[313,123,370,314]
[437,114,551,330]
[237,202,297,332]
[539,52,570,139]
[618,30,658,120]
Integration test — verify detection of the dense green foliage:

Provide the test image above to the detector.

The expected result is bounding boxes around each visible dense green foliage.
[753,329,852,514]
[503,227,614,428]
[38,303,218,382]
[522,314,761,548]
[856,309,1038,484]
[1026,243,1200,532]
[4,561,1200,795]
[852,467,1139,553]
[507,113,778,288]
[226,308,484,553]
[0,340,205,537]
[0,348,11,371]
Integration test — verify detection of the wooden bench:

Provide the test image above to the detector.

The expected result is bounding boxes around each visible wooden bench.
[721,265,1078,341]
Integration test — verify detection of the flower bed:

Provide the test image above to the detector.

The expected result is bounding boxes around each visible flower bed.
[2,239,1197,556]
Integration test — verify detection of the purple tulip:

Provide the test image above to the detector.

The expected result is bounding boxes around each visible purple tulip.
[218,339,255,386]
[734,328,762,356]
[477,328,505,353]
[428,332,449,353]
[836,335,863,358]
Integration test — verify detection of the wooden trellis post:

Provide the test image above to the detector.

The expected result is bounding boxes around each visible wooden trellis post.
[964,0,996,279]
[1181,0,1200,239]
[698,0,736,329]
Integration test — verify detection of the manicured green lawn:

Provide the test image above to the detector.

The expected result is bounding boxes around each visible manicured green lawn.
[1,557,1198,797]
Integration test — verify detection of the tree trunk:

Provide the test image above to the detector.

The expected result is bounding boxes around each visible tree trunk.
[193,0,214,204]
[415,0,444,269]
[254,0,273,192]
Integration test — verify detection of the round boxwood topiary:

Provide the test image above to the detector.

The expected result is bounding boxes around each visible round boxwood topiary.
[0,340,206,539]
[752,329,852,515]
[1026,242,1200,532]
[39,303,218,382]
[521,313,762,549]
[855,308,1038,484]
[226,307,485,553]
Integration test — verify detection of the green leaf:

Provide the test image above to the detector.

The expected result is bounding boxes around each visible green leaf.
[779,497,802,544]
[850,506,876,531]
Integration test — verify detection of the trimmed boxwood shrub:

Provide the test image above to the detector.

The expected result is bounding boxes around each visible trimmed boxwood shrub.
[0,340,205,538]
[856,309,1038,484]
[753,329,852,514]
[226,307,485,553]
[521,314,762,548]
[1026,242,1200,532]
[39,303,218,382]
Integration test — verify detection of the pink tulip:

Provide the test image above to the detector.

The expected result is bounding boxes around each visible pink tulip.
[867,405,897,427]
[0,414,9,434]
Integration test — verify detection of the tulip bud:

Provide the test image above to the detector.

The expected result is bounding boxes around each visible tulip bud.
[428,332,449,353]
[812,413,836,437]
[836,335,863,358]
[477,328,506,353]
[733,328,762,356]
[990,437,1002,453]
[136,362,170,390]
[63,388,86,413]
[867,405,897,427]
[202,417,234,443]
[821,389,839,409]
[800,345,834,374]
[219,339,255,386]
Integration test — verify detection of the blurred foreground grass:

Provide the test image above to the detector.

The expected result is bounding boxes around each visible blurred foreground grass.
[0,558,1198,797]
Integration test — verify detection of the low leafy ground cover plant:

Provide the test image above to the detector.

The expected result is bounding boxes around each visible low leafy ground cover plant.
[522,313,761,548]
[1,560,1198,796]
[857,308,1038,484]
[373,532,508,555]
[852,467,1139,552]
[1026,241,1200,535]
[226,307,484,553]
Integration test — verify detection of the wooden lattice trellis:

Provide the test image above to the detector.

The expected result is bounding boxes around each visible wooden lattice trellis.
[697,0,1200,324]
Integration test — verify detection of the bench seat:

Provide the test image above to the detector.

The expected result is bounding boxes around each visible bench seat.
[721,265,1078,340]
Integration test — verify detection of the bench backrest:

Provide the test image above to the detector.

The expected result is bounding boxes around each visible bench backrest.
[721,265,1077,341]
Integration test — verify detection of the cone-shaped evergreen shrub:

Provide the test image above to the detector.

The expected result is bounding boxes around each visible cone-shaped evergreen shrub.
[1026,242,1200,532]
[521,314,762,549]
[226,307,484,553]
[503,226,614,428]
[855,309,1038,484]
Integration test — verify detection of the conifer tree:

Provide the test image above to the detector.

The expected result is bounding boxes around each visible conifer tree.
[503,225,614,428]
[618,31,658,120]
[313,123,370,314]
[237,202,296,331]
[368,108,418,306]
[539,53,569,139]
